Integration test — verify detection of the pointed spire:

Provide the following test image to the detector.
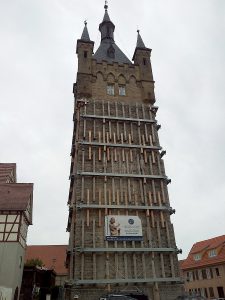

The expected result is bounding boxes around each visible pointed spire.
[81,20,90,41]
[99,1,115,42]
[136,30,146,48]
[103,1,111,22]
[93,2,131,64]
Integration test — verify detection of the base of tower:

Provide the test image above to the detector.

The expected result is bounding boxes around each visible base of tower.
[65,283,183,300]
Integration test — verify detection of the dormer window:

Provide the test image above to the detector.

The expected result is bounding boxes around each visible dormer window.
[107,45,115,59]
[193,253,201,261]
[208,249,217,257]
[107,84,114,96]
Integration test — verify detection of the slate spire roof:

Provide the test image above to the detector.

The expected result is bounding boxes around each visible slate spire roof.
[102,2,111,22]
[136,30,146,49]
[81,20,90,41]
[93,2,131,64]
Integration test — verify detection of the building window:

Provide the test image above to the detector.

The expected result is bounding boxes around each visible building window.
[195,270,199,280]
[84,51,87,58]
[119,85,126,96]
[210,268,213,278]
[107,84,114,96]
[215,267,220,276]
[198,269,203,280]
[202,269,207,279]
[206,268,211,279]
[189,271,193,281]
[186,272,189,281]
[208,249,217,257]
[143,58,146,65]
[209,287,214,298]
[193,253,201,261]
[204,288,208,298]
[193,271,196,281]
[217,286,225,298]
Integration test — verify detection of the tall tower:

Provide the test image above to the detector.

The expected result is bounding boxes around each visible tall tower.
[66,4,183,300]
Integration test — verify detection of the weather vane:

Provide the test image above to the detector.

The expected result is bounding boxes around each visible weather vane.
[104,0,108,10]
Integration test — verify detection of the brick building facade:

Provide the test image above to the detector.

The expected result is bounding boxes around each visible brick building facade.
[66,4,182,300]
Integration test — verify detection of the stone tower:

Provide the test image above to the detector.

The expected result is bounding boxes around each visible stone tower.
[66,4,183,300]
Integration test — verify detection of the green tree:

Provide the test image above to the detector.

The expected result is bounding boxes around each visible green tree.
[25,258,44,267]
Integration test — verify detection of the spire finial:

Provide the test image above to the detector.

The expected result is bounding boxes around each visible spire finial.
[104,0,108,10]
[80,20,90,41]
[136,28,146,48]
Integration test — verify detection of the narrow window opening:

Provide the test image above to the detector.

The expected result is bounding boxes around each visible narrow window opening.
[209,287,214,298]
[84,51,87,58]
[119,85,126,96]
[107,26,110,37]
[202,269,207,279]
[215,267,220,276]
[107,84,114,96]
[143,58,146,65]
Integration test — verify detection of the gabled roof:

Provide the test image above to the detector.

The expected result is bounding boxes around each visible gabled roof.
[25,245,68,275]
[0,183,33,212]
[181,235,225,270]
[0,163,17,183]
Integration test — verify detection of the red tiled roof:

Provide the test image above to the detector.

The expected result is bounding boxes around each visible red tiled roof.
[0,183,33,213]
[25,245,68,275]
[181,235,225,270]
[0,163,16,183]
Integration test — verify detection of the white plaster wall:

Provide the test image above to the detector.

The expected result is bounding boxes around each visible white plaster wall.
[0,243,25,300]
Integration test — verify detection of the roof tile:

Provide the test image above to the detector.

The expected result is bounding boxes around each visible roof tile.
[0,183,33,212]
[0,163,16,183]
[181,235,225,270]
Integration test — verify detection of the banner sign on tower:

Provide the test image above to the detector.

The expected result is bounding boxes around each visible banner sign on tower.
[105,215,143,241]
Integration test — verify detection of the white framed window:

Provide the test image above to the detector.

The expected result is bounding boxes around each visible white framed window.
[119,85,126,96]
[208,249,217,257]
[107,84,114,96]
[193,253,201,261]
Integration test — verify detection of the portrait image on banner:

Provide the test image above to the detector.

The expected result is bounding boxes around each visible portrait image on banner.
[105,215,143,241]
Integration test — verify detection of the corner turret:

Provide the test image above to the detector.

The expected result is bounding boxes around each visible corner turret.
[76,21,94,99]
[133,30,155,103]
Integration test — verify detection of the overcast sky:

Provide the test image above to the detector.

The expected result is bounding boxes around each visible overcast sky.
[0,0,225,259]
